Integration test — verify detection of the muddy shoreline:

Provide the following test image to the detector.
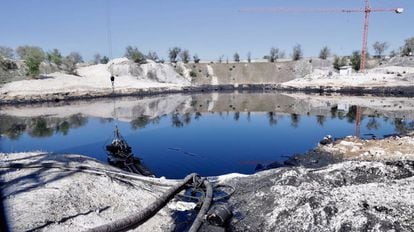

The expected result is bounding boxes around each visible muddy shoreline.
[2,135,414,231]
[2,84,414,106]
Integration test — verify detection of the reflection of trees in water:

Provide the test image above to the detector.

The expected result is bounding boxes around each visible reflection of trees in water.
[330,106,338,119]
[131,115,150,130]
[330,105,365,123]
[234,112,240,121]
[0,115,26,140]
[6,123,26,140]
[0,114,88,139]
[267,112,278,126]
[290,114,300,128]
[171,113,184,128]
[29,118,54,137]
[183,113,192,125]
[194,112,202,120]
[366,116,381,131]
[316,115,326,126]
[170,113,192,127]
[56,121,70,135]
[130,115,163,130]
[393,118,414,134]
[67,114,88,128]
[346,106,357,123]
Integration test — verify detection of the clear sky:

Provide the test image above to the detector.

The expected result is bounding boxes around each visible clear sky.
[0,0,412,61]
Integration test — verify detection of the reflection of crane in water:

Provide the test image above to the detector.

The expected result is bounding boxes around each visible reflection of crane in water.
[241,0,403,137]
[355,106,362,137]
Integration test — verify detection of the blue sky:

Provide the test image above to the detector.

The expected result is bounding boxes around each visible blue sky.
[0,0,412,61]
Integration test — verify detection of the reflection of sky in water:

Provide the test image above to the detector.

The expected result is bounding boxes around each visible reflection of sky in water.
[0,112,409,179]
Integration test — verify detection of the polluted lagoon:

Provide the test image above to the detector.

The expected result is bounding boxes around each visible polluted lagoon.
[2,0,414,230]
[2,91,413,178]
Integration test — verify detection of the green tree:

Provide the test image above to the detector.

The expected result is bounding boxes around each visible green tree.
[319,46,330,60]
[16,46,45,77]
[68,52,83,64]
[100,56,110,64]
[125,46,145,63]
[372,41,389,58]
[292,44,303,61]
[233,52,240,62]
[350,51,361,71]
[62,55,77,74]
[402,37,414,56]
[146,51,159,61]
[179,49,190,63]
[47,48,62,65]
[269,47,279,62]
[193,54,200,63]
[333,56,348,70]
[168,47,182,63]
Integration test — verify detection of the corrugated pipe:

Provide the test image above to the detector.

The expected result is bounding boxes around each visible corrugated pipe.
[87,173,198,232]
[188,179,213,232]
[2,163,216,231]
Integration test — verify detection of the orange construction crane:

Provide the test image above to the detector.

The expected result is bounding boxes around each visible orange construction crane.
[241,0,403,137]
[240,0,403,73]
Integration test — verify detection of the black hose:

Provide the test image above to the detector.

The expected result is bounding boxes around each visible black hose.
[2,163,221,231]
[188,179,213,232]
[87,173,197,232]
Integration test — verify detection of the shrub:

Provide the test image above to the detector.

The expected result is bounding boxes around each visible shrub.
[269,47,279,62]
[146,51,159,61]
[402,37,414,56]
[319,46,330,60]
[233,52,240,62]
[333,56,348,70]
[0,56,18,71]
[292,44,303,61]
[372,41,389,58]
[16,46,45,77]
[47,48,62,65]
[193,54,200,63]
[62,55,77,75]
[350,51,361,71]
[180,49,190,63]
[189,70,197,77]
[169,47,181,63]
[125,46,145,63]
[100,56,110,64]
[68,52,83,64]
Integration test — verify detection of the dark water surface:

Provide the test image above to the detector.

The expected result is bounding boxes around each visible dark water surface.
[1,92,413,178]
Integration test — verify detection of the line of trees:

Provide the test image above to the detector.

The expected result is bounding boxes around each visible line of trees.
[0,46,84,77]
[2,36,414,77]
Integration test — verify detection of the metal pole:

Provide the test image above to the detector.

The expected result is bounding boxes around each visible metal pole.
[360,0,371,72]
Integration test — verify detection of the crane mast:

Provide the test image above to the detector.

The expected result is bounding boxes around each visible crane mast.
[240,0,403,73]
[240,0,403,137]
